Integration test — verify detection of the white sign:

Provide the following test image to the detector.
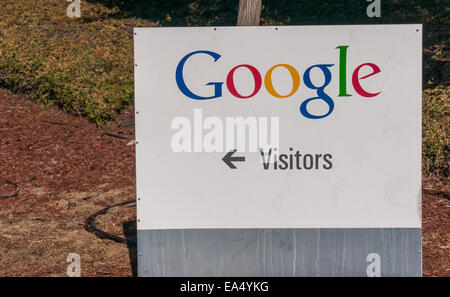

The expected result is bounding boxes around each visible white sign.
[135,25,421,230]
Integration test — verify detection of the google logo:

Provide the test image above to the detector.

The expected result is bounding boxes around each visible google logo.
[175,46,381,119]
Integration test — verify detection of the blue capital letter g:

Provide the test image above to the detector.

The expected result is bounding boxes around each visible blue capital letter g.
[175,50,223,100]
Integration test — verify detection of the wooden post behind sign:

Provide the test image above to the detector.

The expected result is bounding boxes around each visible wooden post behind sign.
[237,0,262,26]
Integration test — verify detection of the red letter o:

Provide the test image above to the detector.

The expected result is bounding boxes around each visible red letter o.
[226,64,262,99]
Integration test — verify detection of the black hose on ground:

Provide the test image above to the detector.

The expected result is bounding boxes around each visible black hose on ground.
[85,199,136,245]
[0,180,19,199]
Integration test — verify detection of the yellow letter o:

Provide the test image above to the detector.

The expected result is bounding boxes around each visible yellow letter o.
[264,64,300,98]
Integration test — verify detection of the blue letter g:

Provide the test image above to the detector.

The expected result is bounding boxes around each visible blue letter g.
[175,50,223,100]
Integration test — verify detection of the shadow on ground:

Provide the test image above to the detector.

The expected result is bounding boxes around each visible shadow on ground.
[123,220,137,276]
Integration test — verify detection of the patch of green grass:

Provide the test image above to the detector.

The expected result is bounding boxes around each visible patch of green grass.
[423,87,449,177]
[0,0,149,125]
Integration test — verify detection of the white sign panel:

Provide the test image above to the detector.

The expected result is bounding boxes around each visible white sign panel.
[135,25,421,230]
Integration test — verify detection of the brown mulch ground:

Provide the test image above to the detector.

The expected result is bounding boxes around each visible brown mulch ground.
[0,89,448,276]
[423,177,450,276]
[0,89,136,276]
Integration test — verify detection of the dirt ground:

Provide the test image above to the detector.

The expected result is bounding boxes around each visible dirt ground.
[0,89,448,277]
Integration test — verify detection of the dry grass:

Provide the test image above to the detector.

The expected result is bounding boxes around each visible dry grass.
[0,187,135,276]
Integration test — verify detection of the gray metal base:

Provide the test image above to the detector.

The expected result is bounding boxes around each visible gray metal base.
[138,228,421,277]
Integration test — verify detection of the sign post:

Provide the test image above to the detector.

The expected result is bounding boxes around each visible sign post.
[135,25,422,276]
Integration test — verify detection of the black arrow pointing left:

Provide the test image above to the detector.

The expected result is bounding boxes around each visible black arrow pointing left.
[222,149,245,169]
